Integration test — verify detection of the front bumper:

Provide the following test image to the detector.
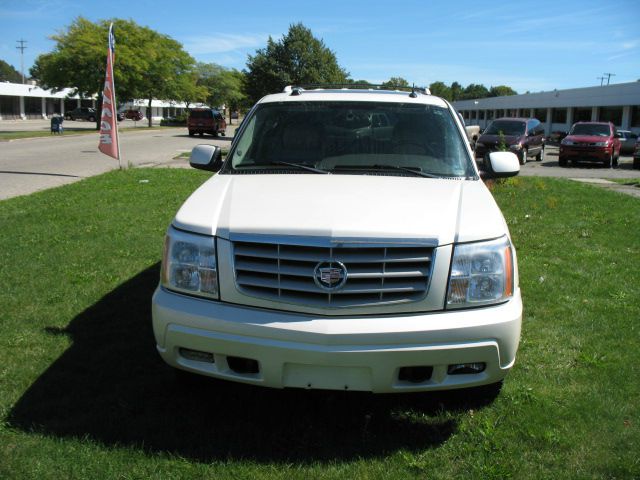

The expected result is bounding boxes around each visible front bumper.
[559,145,612,162]
[152,287,522,393]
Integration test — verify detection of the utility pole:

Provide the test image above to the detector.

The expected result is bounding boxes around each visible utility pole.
[602,72,616,85]
[16,39,27,84]
[597,76,605,86]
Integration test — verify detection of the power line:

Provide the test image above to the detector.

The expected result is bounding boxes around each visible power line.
[16,39,27,84]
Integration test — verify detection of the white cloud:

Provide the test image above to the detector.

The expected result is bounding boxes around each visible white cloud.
[183,33,269,55]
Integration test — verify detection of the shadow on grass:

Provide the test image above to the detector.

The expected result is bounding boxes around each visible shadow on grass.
[7,264,499,463]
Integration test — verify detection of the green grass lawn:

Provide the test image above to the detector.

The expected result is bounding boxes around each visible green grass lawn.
[0,172,638,479]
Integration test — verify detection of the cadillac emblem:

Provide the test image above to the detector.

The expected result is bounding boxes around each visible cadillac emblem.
[313,261,348,291]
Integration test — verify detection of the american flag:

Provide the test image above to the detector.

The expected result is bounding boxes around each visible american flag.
[98,23,121,165]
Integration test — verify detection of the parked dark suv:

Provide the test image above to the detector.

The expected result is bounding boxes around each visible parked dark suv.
[559,122,621,168]
[188,108,226,137]
[475,118,545,165]
[66,107,97,122]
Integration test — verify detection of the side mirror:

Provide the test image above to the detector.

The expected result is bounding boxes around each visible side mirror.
[190,144,223,172]
[481,151,520,179]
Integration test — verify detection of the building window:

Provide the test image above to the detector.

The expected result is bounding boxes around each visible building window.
[552,108,567,123]
[487,110,494,120]
[480,111,486,120]
[598,106,623,126]
[24,97,42,119]
[573,107,592,122]
[471,111,477,120]
[631,106,640,127]
[497,109,505,118]
[0,95,20,118]
[534,108,547,122]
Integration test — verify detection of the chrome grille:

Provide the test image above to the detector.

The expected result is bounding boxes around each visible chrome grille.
[232,240,434,308]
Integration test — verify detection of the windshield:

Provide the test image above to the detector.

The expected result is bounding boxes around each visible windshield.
[190,110,215,119]
[570,124,611,136]
[226,101,473,177]
[484,120,526,136]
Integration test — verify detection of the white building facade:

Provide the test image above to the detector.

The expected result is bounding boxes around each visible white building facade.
[0,82,195,121]
[453,82,640,135]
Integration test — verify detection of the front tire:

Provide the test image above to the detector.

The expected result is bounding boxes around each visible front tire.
[188,130,195,137]
[519,148,527,165]
[604,152,612,168]
[559,156,567,167]
[536,147,543,161]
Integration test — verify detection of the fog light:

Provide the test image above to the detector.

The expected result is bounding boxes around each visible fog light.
[447,362,486,375]
[179,348,214,363]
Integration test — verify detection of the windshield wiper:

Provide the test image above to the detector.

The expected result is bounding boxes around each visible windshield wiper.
[266,161,330,174]
[332,164,442,178]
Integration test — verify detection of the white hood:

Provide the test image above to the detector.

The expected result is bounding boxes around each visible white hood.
[173,174,507,245]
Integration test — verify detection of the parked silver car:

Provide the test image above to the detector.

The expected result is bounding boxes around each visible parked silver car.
[618,130,639,155]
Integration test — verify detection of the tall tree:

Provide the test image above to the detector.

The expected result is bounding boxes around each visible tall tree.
[0,60,22,83]
[244,23,348,104]
[450,81,463,101]
[30,17,197,128]
[196,63,247,122]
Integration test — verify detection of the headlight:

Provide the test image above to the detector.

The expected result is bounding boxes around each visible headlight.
[593,142,608,147]
[447,236,514,309]
[561,139,573,145]
[161,226,219,299]
[510,143,522,150]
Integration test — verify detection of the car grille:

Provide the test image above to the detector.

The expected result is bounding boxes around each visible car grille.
[232,240,434,308]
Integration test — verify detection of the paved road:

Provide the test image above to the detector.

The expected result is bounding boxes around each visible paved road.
[0,128,638,201]
[0,125,238,200]
[516,145,638,179]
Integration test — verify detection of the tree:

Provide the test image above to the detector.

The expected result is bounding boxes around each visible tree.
[0,60,22,83]
[488,85,518,97]
[450,82,463,101]
[196,62,247,122]
[30,17,197,128]
[244,23,348,104]
[460,83,490,100]
[381,77,410,88]
[174,71,209,110]
[429,81,452,101]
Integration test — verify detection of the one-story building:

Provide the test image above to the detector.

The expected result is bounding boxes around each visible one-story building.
[0,81,198,121]
[453,81,640,135]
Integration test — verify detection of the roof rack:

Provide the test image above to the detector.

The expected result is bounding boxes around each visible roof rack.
[283,83,431,96]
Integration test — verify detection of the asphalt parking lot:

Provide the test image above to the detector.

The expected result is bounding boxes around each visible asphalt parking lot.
[515,145,637,179]
[1,122,638,200]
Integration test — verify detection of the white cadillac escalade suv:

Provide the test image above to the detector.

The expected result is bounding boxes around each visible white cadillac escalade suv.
[152,85,523,393]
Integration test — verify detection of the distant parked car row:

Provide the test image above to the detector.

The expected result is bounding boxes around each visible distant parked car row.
[470,116,639,169]
[65,107,146,122]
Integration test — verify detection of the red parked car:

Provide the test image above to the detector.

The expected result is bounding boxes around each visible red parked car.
[124,109,144,121]
[559,122,622,168]
[474,117,545,165]
[188,108,226,137]
[633,139,640,170]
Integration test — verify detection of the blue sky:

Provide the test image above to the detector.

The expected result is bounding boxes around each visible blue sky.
[1,0,638,93]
